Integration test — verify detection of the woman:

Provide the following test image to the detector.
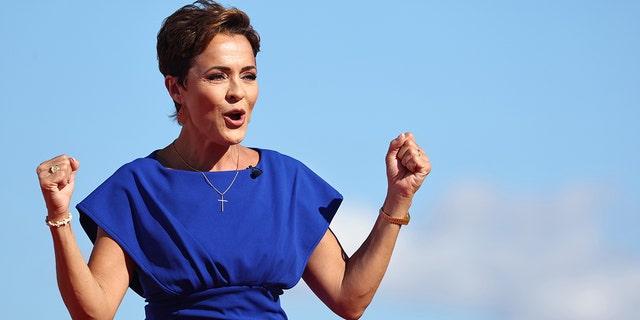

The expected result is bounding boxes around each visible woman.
[36,1,431,319]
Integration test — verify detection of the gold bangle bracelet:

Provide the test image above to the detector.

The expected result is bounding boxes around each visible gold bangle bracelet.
[379,207,410,226]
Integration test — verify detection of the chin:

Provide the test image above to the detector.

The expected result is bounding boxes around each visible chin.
[226,131,247,145]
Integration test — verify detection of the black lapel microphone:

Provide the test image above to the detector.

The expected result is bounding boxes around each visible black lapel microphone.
[247,165,263,179]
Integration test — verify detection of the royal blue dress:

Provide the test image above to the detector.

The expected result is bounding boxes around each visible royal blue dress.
[77,148,343,319]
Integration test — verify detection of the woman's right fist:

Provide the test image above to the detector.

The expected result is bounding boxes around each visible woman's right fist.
[36,155,80,219]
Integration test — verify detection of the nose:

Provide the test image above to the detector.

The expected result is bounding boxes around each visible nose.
[226,77,246,103]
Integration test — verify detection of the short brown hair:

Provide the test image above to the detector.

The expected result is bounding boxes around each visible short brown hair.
[157,0,261,115]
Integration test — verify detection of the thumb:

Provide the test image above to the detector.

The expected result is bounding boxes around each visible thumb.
[69,157,81,171]
[386,133,407,164]
[68,157,81,185]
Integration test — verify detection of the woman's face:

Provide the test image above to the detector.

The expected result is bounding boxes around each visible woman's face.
[168,33,258,146]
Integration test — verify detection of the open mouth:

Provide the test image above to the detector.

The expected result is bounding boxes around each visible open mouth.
[223,109,246,127]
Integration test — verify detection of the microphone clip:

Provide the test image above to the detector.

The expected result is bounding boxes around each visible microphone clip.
[247,165,263,179]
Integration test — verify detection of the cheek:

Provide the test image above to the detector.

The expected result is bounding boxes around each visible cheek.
[249,84,259,102]
[247,89,258,111]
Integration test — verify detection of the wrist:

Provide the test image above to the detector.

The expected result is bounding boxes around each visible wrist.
[46,204,71,217]
[45,213,72,228]
[379,207,410,226]
[382,195,412,217]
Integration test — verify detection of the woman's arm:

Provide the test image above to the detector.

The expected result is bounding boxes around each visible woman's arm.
[303,133,430,320]
[52,225,134,319]
[38,155,133,319]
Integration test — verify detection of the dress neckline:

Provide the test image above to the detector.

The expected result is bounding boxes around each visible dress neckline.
[147,147,263,174]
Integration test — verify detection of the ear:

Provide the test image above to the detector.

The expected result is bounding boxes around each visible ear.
[165,75,183,105]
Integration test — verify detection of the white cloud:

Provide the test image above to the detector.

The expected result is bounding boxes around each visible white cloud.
[330,180,640,319]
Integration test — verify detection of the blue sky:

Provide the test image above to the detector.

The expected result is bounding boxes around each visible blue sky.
[2,0,639,319]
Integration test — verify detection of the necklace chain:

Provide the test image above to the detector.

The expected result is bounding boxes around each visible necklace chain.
[171,140,240,212]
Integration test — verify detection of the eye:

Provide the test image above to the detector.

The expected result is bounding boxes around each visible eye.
[206,73,226,81]
[242,72,257,81]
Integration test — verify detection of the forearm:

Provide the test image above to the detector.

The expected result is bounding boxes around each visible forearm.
[50,223,112,320]
[306,133,429,319]
[339,197,412,316]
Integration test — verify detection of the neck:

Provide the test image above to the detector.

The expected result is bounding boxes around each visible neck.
[171,138,240,172]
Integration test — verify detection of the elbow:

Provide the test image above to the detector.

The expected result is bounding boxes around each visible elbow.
[69,309,113,320]
[67,303,114,320]
[69,312,104,320]
[335,305,367,320]
[332,295,372,320]
[340,309,366,320]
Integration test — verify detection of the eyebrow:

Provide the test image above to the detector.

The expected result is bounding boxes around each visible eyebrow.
[202,65,257,75]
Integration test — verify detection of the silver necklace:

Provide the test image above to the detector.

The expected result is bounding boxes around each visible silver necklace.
[172,141,240,212]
